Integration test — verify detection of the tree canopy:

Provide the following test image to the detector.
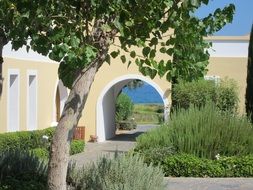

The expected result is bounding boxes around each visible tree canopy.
[0,0,235,88]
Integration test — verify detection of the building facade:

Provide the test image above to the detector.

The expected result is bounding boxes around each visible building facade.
[0,35,249,142]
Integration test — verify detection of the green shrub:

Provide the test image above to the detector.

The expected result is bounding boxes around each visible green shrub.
[67,154,165,190]
[70,140,85,155]
[0,127,55,153]
[163,154,222,177]
[136,104,253,159]
[139,146,175,165]
[0,150,47,189]
[116,119,137,130]
[30,148,49,160]
[216,78,239,112]
[172,78,239,113]
[115,93,134,122]
[163,154,253,177]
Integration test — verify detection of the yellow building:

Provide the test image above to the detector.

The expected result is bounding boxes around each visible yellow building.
[0,35,249,142]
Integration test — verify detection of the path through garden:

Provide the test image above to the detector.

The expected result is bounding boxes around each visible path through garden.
[70,125,253,190]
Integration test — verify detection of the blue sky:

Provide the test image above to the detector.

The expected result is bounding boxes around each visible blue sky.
[196,0,253,36]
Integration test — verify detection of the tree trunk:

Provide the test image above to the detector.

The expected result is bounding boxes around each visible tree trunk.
[0,41,3,99]
[47,62,99,190]
[0,32,7,99]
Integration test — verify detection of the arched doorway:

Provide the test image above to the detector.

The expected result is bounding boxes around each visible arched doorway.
[52,80,68,125]
[96,74,169,142]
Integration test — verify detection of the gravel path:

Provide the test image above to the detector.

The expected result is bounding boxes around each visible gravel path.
[70,125,253,190]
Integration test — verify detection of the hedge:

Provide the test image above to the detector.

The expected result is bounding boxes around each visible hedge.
[163,154,253,177]
[0,128,85,157]
[70,140,85,155]
[172,78,239,113]
[0,128,55,152]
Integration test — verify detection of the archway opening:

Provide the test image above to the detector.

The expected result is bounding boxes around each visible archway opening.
[122,81,164,125]
[96,75,169,142]
[52,80,68,125]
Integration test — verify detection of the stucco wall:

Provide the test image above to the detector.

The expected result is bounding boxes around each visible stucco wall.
[78,57,171,141]
[207,57,248,113]
[0,58,59,132]
[0,35,249,141]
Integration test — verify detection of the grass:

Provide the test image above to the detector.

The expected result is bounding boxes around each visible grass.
[133,104,164,124]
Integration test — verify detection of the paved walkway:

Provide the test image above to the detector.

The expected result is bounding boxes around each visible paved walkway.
[70,125,253,190]
[70,125,155,166]
[166,178,253,190]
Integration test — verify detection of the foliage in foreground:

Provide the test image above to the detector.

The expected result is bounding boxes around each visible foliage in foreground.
[0,151,164,190]
[136,104,253,160]
[67,154,165,190]
[172,78,239,113]
[0,128,85,158]
[163,154,253,177]
[0,150,47,190]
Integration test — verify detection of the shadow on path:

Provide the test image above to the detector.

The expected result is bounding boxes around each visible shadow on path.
[108,131,144,142]
[70,125,156,167]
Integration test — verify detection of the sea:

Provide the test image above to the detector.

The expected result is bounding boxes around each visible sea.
[122,82,163,104]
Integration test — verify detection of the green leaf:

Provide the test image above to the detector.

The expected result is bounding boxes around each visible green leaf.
[125,21,133,27]
[110,50,120,58]
[120,55,126,63]
[127,61,132,68]
[142,47,151,57]
[166,48,173,56]
[130,51,136,58]
[150,69,157,79]
[150,37,158,46]
[166,72,172,81]
[105,54,111,64]
[70,36,80,48]
[160,47,166,54]
[150,49,156,58]
[101,24,112,32]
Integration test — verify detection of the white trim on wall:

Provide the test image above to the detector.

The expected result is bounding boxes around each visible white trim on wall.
[7,69,20,132]
[26,70,38,131]
[209,40,249,58]
[96,74,170,142]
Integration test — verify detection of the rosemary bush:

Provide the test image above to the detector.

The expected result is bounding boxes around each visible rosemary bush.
[136,104,253,159]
